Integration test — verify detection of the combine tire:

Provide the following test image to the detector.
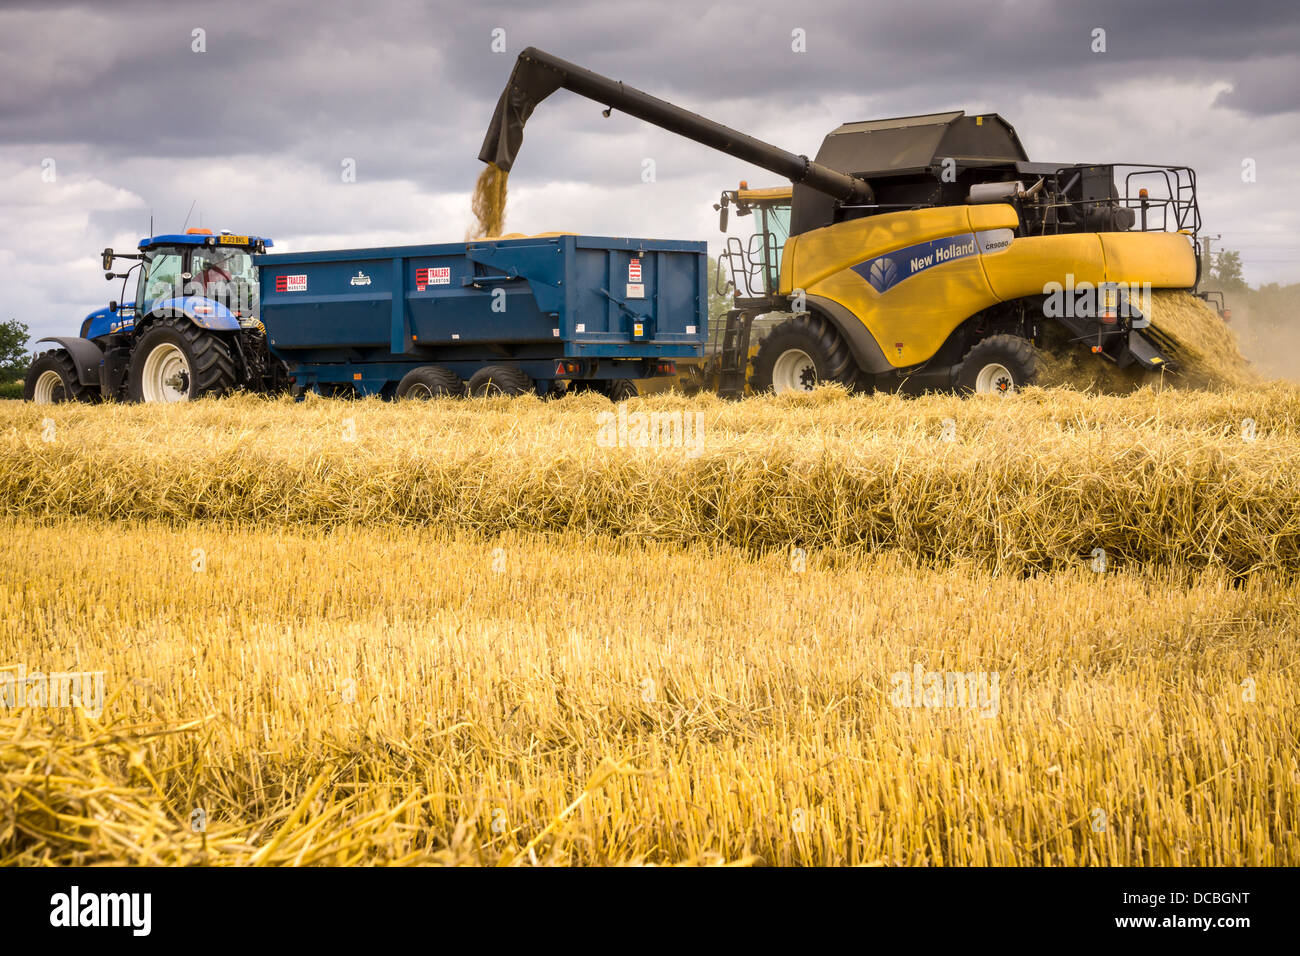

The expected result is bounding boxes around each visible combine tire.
[24,350,97,404]
[127,317,238,402]
[750,311,862,394]
[396,366,464,398]
[955,334,1040,395]
[467,365,533,397]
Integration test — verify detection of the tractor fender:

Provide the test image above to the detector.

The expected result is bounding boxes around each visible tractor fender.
[35,336,104,387]
[145,296,242,332]
[802,294,893,375]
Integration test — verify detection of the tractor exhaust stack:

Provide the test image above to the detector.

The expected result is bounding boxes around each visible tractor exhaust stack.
[479,47,875,205]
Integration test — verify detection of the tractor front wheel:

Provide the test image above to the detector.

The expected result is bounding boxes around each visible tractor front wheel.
[127,317,238,403]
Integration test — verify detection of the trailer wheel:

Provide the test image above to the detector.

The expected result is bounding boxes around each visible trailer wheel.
[467,365,534,397]
[750,311,862,395]
[127,316,238,403]
[955,334,1041,395]
[24,350,97,404]
[606,379,638,401]
[396,366,465,399]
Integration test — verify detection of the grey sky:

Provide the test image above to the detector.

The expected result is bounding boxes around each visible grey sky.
[2,0,1298,341]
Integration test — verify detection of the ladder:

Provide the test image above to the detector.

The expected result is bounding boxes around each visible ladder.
[716,308,755,399]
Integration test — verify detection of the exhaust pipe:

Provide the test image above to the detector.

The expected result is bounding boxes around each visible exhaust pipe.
[479,47,874,205]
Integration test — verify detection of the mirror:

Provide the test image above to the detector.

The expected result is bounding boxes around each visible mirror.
[718,203,729,232]
[109,301,118,311]
[102,248,114,271]
[105,272,114,281]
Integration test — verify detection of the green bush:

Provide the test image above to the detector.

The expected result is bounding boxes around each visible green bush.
[0,379,23,400]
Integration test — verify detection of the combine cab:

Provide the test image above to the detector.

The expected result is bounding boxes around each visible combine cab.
[481,48,1209,395]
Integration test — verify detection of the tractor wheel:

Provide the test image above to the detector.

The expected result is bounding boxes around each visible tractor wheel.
[955,334,1041,395]
[750,311,862,395]
[24,350,97,404]
[467,365,534,397]
[396,366,465,399]
[127,317,239,403]
[605,379,639,401]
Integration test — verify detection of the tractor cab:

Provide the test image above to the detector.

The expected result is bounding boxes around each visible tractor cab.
[90,229,273,342]
[131,230,270,325]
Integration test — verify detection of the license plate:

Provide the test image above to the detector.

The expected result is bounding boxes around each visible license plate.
[219,234,249,245]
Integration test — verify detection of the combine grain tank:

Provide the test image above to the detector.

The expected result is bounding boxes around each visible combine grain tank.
[257,234,707,398]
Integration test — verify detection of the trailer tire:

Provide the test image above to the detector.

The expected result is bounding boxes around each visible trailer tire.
[467,365,534,397]
[954,334,1041,395]
[750,311,862,395]
[396,366,465,399]
[24,350,98,404]
[606,379,638,401]
[127,316,239,402]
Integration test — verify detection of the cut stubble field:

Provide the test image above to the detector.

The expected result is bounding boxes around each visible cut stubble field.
[2,384,1298,865]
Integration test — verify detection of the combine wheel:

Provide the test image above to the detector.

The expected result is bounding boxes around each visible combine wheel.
[24,350,97,404]
[127,316,238,402]
[467,365,534,397]
[396,366,465,398]
[750,311,862,394]
[955,334,1041,395]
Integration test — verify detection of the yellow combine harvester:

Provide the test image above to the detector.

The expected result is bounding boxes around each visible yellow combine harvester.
[481,48,1208,395]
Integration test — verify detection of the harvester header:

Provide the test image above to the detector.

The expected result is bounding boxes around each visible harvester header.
[478,46,874,204]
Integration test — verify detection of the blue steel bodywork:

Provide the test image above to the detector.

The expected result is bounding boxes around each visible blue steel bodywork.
[80,303,135,339]
[145,296,243,331]
[256,234,708,395]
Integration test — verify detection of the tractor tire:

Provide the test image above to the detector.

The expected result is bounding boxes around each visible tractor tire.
[396,366,464,399]
[954,334,1041,395]
[749,311,863,395]
[467,365,534,397]
[605,379,639,401]
[127,316,239,403]
[24,349,98,404]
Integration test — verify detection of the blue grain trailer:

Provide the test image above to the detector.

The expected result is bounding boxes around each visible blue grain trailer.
[257,234,708,399]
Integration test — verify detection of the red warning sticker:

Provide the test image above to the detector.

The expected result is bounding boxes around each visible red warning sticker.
[628,258,642,282]
[416,267,451,291]
[275,274,307,292]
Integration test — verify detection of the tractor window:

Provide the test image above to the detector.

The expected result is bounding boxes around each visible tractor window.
[191,247,258,315]
[137,251,183,311]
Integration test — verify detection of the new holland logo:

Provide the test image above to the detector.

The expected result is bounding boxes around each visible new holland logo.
[350,271,371,286]
[868,258,899,291]
[853,229,1015,293]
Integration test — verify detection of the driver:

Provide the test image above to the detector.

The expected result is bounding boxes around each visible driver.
[194,249,235,294]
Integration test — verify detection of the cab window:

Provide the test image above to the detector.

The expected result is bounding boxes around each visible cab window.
[137,251,183,311]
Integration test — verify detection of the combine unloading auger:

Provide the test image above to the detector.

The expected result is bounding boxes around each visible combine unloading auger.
[479,47,873,205]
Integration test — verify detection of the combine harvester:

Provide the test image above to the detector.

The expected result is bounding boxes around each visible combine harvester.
[480,48,1225,395]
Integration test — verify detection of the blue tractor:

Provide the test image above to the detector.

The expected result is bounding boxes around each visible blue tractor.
[25,229,287,403]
